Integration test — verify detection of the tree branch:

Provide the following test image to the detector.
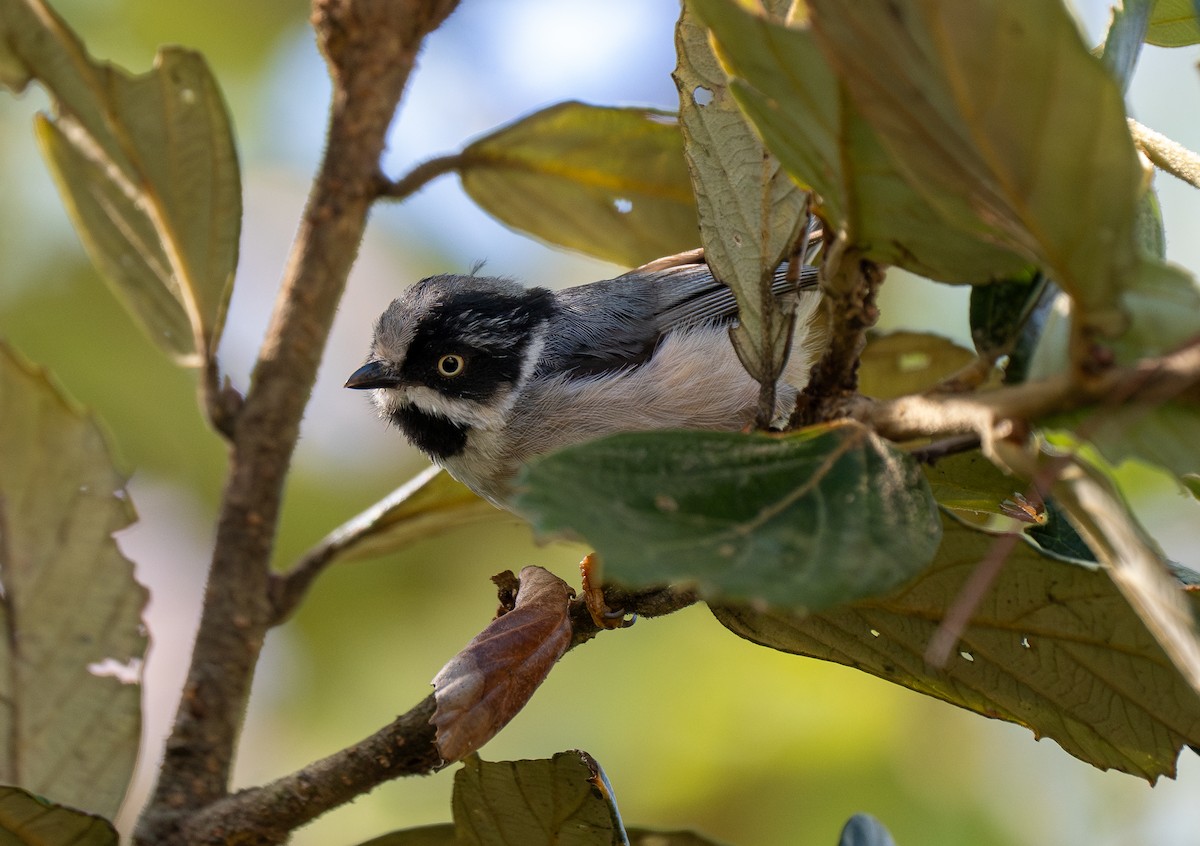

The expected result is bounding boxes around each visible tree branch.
[844,336,1200,445]
[173,578,698,845]
[791,245,884,426]
[134,1,459,843]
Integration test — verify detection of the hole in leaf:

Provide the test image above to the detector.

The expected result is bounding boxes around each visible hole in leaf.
[1020,636,1031,649]
[87,656,143,685]
[898,352,932,372]
[959,650,975,662]
[654,494,678,512]
[693,86,714,106]
[869,628,881,638]
[613,197,633,214]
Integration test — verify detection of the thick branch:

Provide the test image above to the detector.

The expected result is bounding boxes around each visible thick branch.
[792,247,884,425]
[174,580,697,844]
[135,1,459,843]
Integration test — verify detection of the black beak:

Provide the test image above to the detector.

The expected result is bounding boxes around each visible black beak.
[345,361,401,390]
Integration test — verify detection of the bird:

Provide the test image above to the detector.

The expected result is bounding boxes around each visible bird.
[345,251,824,510]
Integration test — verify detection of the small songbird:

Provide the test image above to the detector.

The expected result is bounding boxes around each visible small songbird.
[346,252,823,509]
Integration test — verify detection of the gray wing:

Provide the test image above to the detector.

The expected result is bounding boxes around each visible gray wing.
[537,259,819,378]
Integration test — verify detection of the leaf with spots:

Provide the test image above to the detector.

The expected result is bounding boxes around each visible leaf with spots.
[458,102,698,267]
[517,422,941,613]
[712,513,1200,781]
[0,345,148,817]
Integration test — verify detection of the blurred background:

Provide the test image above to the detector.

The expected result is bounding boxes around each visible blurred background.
[2,1,1200,844]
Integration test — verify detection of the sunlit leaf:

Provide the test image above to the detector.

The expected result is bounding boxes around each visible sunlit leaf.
[923,451,1019,520]
[674,0,806,385]
[319,467,510,565]
[806,0,1144,337]
[857,332,978,399]
[713,514,1200,781]
[0,345,147,818]
[459,102,698,267]
[1,0,241,364]
[452,752,624,846]
[518,422,941,612]
[692,0,1029,284]
[0,786,117,846]
[1147,0,1200,46]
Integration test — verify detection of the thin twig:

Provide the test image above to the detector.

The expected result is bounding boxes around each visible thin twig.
[175,581,699,844]
[1130,117,1200,189]
[376,152,465,200]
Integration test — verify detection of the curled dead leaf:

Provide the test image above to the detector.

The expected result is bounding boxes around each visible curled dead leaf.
[431,566,574,763]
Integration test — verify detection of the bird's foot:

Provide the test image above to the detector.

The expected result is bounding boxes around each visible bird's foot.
[579,553,634,630]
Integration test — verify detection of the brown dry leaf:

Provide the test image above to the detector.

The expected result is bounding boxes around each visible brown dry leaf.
[431,567,574,763]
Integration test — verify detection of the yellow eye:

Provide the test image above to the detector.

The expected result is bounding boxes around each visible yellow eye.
[437,354,466,377]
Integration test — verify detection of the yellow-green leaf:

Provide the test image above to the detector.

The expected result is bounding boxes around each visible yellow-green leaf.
[857,331,978,399]
[459,102,698,267]
[318,467,510,565]
[0,344,148,818]
[1148,0,1200,46]
[2,0,241,365]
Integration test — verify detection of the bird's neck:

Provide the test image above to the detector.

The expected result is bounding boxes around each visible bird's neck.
[390,405,469,459]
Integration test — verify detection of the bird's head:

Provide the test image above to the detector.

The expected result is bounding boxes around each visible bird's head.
[346,274,555,458]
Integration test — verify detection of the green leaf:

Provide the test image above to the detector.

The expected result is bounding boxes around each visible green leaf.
[0,786,117,846]
[0,345,147,818]
[674,0,806,385]
[518,422,942,612]
[923,451,1019,520]
[857,332,978,400]
[352,824,458,846]
[712,513,1200,781]
[806,0,1144,336]
[1148,0,1200,46]
[967,271,1056,383]
[1101,0,1152,93]
[317,467,511,565]
[692,0,1029,284]
[459,102,698,267]
[1,0,241,365]
[354,824,724,846]
[452,752,625,846]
